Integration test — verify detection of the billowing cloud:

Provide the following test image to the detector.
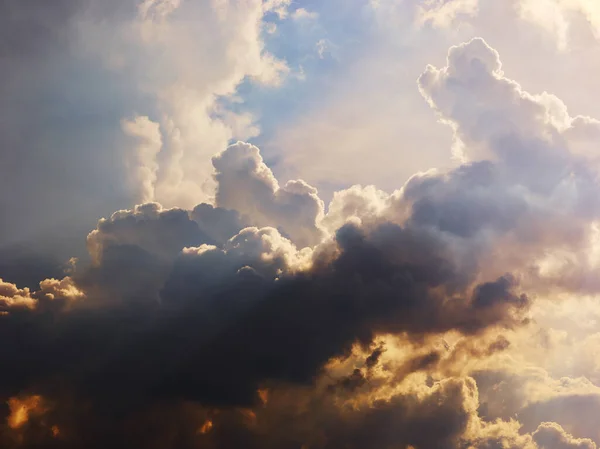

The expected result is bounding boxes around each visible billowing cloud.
[413,37,600,293]
[80,201,244,303]
[0,0,291,262]
[100,0,291,208]
[2,31,600,449]
[213,142,326,248]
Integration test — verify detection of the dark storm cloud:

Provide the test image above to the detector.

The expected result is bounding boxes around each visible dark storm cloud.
[153,221,528,405]
[0,376,480,449]
[0,215,530,426]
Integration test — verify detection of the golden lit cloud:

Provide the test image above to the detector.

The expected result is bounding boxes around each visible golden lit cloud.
[7,396,46,430]
[197,419,213,435]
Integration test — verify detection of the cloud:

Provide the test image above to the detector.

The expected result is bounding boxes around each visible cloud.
[309,34,600,300]
[533,422,597,449]
[3,34,600,449]
[189,203,247,246]
[103,0,292,208]
[0,276,83,314]
[416,0,479,28]
[322,184,393,233]
[0,205,530,412]
[213,141,326,248]
[518,0,600,49]
[121,116,163,204]
[315,38,330,58]
[292,7,319,21]
[80,202,244,303]
[0,0,292,258]
[6,395,47,430]
[0,280,37,311]
[413,37,600,293]
[153,221,529,404]
[393,0,600,51]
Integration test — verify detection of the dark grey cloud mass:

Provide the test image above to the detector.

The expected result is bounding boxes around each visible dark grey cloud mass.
[0,217,529,406]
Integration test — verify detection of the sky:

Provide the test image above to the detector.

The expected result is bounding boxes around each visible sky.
[3,0,600,447]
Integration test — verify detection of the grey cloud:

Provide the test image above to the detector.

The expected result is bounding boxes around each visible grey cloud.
[0,374,482,449]
[22,218,534,407]
[86,203,211,263]
[79,202,244,304]
[0,214,530,421]
[189,203,247,246]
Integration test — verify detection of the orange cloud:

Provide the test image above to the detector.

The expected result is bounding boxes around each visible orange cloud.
[197,419,213,435]
[7,395,46,430]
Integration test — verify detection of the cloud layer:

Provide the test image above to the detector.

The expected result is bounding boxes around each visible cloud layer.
[2,31,600,449]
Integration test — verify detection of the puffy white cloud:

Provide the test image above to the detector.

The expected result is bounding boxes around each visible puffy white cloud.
[221,226,312,273]
[121,116,162,204]
[162,226,311,311]
[411,37,600,293]
[75,0,291,210]
[322,185,393,233]
[419,37,564,165]
[179,226,312,281]
[213,141,326,248]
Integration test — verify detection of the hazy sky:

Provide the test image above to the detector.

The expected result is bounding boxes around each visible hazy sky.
[3,1,600,448]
